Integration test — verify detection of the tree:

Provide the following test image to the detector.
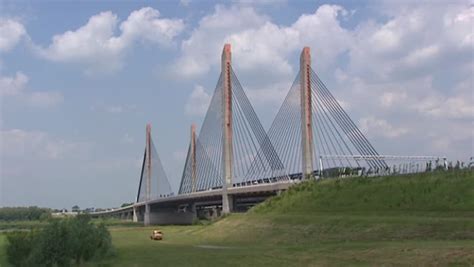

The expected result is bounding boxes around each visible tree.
[72,205,80,212]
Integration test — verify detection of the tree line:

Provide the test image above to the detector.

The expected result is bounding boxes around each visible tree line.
[0,207,51,221]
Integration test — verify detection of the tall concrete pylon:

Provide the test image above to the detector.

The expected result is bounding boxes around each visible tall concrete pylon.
[300,47,314,178]
[190,124,197,193]
[144,123,152,225]
[222,44,234,214]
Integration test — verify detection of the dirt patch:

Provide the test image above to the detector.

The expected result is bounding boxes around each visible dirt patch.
[196,245,235,249]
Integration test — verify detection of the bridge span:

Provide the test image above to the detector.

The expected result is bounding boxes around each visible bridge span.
[91,44,440,225]
[93,180,296,224]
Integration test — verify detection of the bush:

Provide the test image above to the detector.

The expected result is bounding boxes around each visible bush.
[0,207,51,221]
[6,215,114,266]
[5,231,37,266]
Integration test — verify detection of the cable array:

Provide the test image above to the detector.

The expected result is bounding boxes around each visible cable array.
[136,138,173,202]
[179,68,287,194]
[265,68,388,178]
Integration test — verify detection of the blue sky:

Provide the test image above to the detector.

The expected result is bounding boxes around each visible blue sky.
[1,0,472,209]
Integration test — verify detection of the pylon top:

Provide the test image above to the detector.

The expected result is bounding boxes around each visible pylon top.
[300,46,311,66]
[222,43,232,69]
[223,43,231,54]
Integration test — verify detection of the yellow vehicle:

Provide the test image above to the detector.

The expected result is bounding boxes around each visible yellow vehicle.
[150,230,163,240]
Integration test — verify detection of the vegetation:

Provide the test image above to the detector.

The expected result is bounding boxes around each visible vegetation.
[0,207,51,221]
[253,169,474,214]
[4,215,114,266]
[79,169,473,266]
[1,170,472,266]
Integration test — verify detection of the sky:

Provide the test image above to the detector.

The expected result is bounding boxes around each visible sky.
[0,0,472,209]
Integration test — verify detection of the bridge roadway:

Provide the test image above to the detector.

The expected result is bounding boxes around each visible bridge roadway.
[91,180,298,225]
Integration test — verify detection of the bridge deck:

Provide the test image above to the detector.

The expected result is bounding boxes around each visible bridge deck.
[92,180,297,216]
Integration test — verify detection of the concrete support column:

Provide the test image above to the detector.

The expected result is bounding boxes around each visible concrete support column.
[144,204,151,226]
[300,47,314,179]
[133,206,138,222]
[221,44,233,214]
[191,124,197,193]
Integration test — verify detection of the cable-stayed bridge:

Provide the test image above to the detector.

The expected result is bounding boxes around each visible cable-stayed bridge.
[92,44,444,225]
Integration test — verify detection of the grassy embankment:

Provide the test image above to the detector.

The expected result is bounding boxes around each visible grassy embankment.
[2,170,474,266]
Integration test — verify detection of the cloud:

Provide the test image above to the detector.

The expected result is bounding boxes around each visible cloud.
[348,4,473,82]
[360,116,409,138]
[0,18,26,53]
[185,85,211,116]
[0,71,28,96]
[173,4,350,80]
[0,129,83,160]
[173,5,268,78]
[179,0,191,7]
[90,104,137,114]
[26,91,64,108]
[35,7,184,73]
[0,72,63,108]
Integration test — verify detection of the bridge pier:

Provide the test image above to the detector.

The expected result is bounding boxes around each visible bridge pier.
[133,206,138,222]
[144,204,151,226]
[222,193,234,214]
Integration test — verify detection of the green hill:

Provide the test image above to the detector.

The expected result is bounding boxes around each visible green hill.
[253,169,474,214]
[190,170,474,265]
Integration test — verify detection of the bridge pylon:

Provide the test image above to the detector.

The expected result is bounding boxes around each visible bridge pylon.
[144,123,152,225]
[222,43,234,214]
[300,47,314,179]
[191,124,197,193]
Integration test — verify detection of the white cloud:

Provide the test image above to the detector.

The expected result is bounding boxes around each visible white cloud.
[379,91,408,108]
[26,91,64,108]
[415,94,474,120]
[179,0,191,7]
[0,18,26,52]
[173,4,350,80]
[359,116,409,138]
[325,2,473,161]
[0,72,63,108]
[36,7,184,73]
[174,5,267,78]
[348,4,473,81]
[0,129,82,160]
[0,71,28,96]
[185,85,211,116]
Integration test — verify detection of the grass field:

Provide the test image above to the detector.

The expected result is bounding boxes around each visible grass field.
[1,170,474,266]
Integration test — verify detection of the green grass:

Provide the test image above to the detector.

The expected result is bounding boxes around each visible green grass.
[0,220,47,231]
[252,169,474,214]
[1,170,474,266]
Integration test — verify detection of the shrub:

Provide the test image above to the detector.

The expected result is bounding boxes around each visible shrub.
[5,215,114,266]
[5,231,37,266]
